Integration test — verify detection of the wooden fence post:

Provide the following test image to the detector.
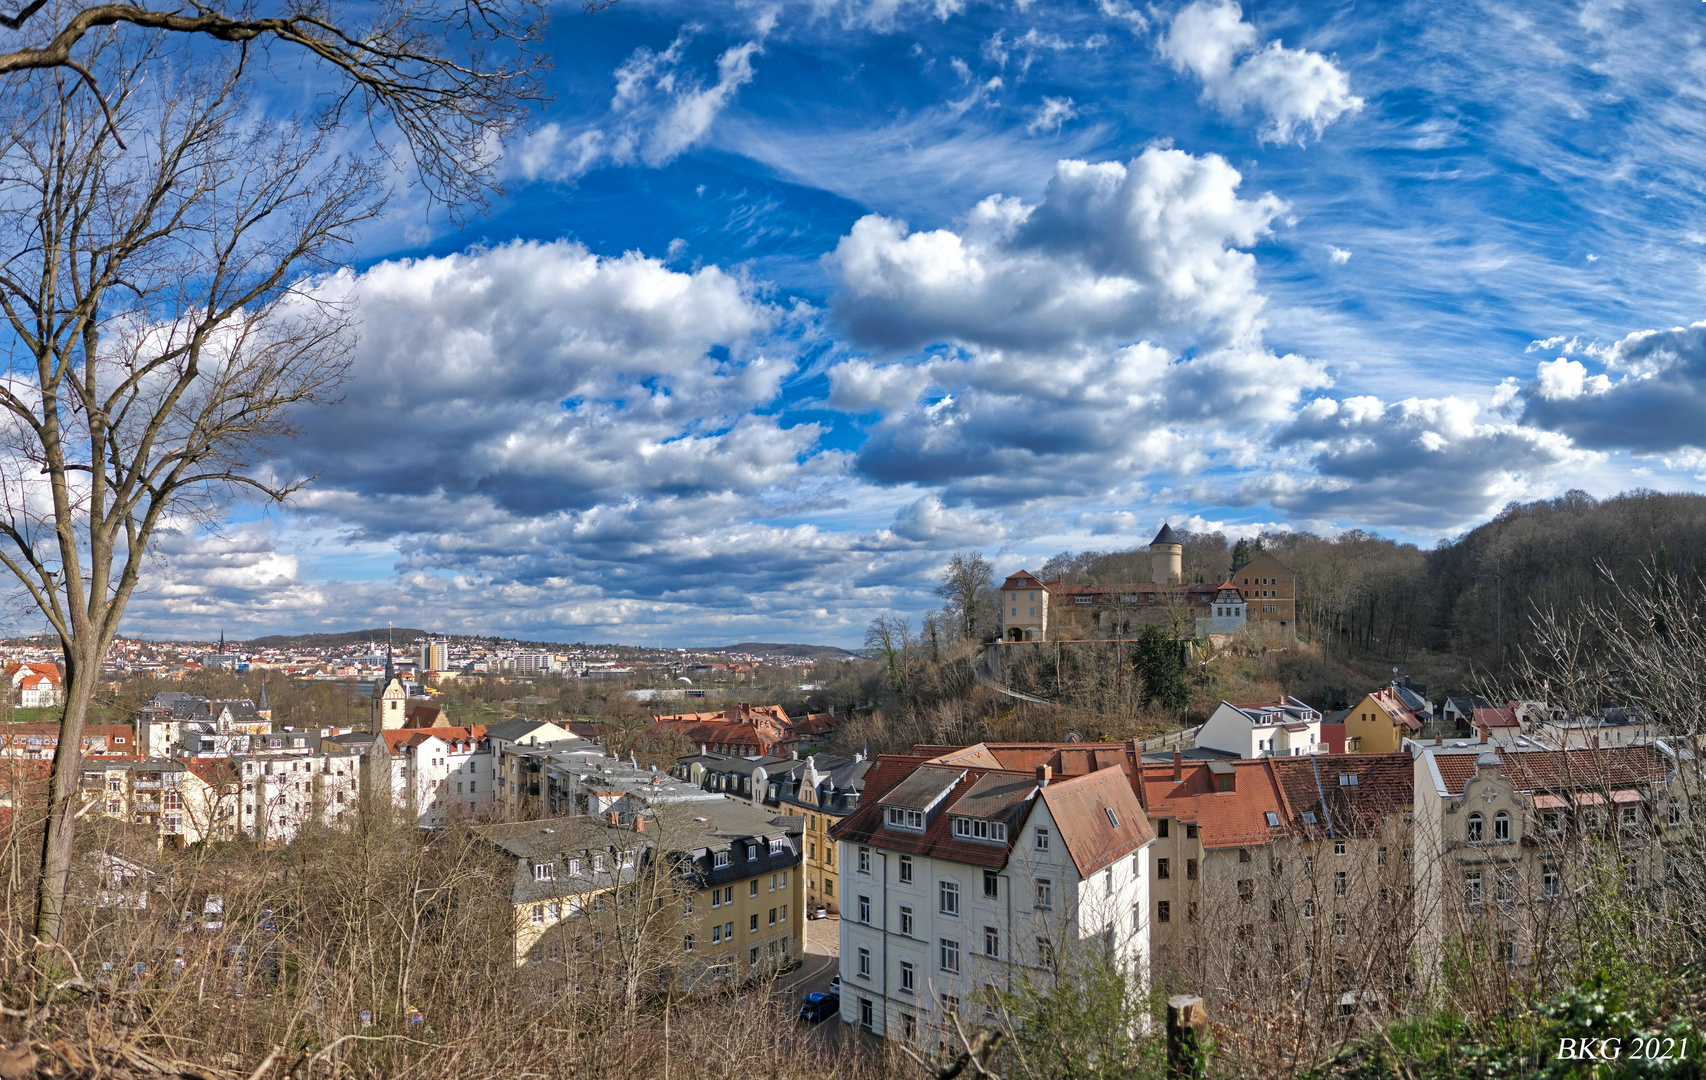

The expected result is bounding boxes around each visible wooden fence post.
[1166,994,1208,1079]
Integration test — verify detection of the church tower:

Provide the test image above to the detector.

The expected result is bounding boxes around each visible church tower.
[371,637,407,730]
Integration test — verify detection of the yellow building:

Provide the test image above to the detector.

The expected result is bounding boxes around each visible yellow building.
[1342,687,1422,754]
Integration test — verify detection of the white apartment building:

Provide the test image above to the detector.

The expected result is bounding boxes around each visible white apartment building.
[239,751,364,844]
[834,755,1155,1044]
[1196,698,1326,759]
[380,727,494,827]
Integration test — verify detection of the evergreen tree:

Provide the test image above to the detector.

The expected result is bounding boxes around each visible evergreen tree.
[1133,625,1189,712]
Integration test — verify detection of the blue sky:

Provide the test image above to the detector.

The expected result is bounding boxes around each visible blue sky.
[113,0,1706,646]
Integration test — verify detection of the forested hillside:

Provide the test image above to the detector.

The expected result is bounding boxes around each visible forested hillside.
[1039,489,1706,670]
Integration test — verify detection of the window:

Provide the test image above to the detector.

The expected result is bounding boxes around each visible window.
[984,926,1000,958]
[769,838,784,854]
[1133,903,1143,931]
[900,960,915,993]
[532,863,554,881]
[858,896,871,924]
[1157,858,1170,880]
[1670,801,1683,827]
[1494,811,1511,842]
[1334,872,1347,899]
[747,843,760,862]
[1186,859,1198,881]
[1467,813,1484,844]
[1157,818,1169,837]
[1620,805,1638,828]
[593,855,605,872]
[902,1012,917,1040]
[899,905,914,936]
[1304,857,1315,879]
[1333,914,1347,939]
[886,808,925,831]
[1542,864,1560,899]
[899,854,913,884]
[1265,811,1280,827]
[1036,937,1055,968]
[1105,807,1120,828]
[953,817,1008,842]
[1035,827,1050,851]
[1334,841,1346,856]
[684,934,694,952]
[984,870,999,899]
[858,847,871,873]
[1377,846,1388,867]
[1497,872,1516,906]
[1157,900,1171,923]
[1237,879,1255,902]
[750,880,759,898]
[1239,848,1251,863]
[781,904,788,921]
[725,921,734,940]
[711,890,721,910]
[1186,824,1198,839]
[939,880,959,916]
[683,897,693,916]
[1466,872,1483,907]
[941,992,960,1017]
[858,947,871,978]
[532,905,544,926]
[859,997,874,1033]
[1035,879,1052,909]
[724,887,733,904]
[1543,810,1563,834]
[714,851,730,868]
[940,938,960,974]
[749,914,759,933]
[1338,774,1359,787]
[1303,899,1314,920]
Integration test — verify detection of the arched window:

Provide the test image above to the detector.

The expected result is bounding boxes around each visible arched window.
[1494,811,1511,842]
[1467,813,1484,843]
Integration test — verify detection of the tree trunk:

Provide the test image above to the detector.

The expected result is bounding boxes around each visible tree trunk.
[34,643,97,943]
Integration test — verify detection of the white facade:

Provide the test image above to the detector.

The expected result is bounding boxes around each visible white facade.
[835,800,1151,1043]
[388,732,494,827]
[1196,698,1325,759]
[239,752,363,844]
[1194,587,1248,636]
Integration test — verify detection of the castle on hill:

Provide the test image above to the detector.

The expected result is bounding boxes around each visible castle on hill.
[1000,524,1296,642]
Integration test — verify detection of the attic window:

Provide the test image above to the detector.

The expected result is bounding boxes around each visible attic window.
[1104,807,1120,829]
[886,807,926,832]
[1302,811,1318,825]
[714,851,730,868]
[952,818,1007,843]
[1265,812,1280,828]
[1074,596,1093,605]
[1338,774,1359,787]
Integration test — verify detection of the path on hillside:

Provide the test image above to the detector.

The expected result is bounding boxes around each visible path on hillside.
[973,651,1057,707]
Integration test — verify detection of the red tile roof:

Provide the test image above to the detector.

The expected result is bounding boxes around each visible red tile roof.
[1265,754,1413,839]
[1138,759,1290,850]
[1039,768,1154,877]
[1428,745,1670,796]
[832,753,1020,869]
[1471,706,1519,730]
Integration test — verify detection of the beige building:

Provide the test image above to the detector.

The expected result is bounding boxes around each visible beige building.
[1228,550,1296,632]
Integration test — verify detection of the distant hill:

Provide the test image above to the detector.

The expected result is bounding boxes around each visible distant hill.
[708,642,861,660]
[244,628,431,650]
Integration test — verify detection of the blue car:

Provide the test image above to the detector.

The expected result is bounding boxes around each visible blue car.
[798,991,840,1023]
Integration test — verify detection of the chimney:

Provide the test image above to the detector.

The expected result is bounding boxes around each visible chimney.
[1435,736,1443,745]
[1172,750,1183,783]
[1036,763,1052,787]
[606,811,619,826]
[634,817,645,833]
[1479,727,1488,745]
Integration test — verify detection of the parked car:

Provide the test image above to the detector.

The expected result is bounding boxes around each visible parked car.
[830,975,841,993]
[798,991,840,1023]
[811,906,829,920]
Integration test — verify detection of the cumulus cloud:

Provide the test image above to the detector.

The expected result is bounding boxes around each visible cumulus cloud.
[1256,394,1590,525]
[827,147,1284,354]
[1160,0,1362,145]
[1516,319,1706,452]
[821,148,1328,504]
[1328,245,1351,264]
[516,26,763,182]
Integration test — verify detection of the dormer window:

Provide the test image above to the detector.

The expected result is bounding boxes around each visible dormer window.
[887,807,925,832]
[714,851,730,868]
[532,863,554,881]
[951,818,1007,843]
[769,838,784,854]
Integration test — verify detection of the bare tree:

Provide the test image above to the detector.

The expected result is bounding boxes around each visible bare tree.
[0,38,387,944]
[0,0,548,209]
[935,552,995,644]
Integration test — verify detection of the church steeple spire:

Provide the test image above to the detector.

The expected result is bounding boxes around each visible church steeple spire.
[384,622,395,685]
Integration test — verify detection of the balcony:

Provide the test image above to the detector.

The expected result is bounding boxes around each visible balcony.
[133,801,161,813]
[133,780,163,791]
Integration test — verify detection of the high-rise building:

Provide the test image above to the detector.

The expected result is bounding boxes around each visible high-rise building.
[419,639,449,672]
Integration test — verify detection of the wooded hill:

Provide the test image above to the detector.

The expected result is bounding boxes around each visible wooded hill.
[1040,489,1706,669]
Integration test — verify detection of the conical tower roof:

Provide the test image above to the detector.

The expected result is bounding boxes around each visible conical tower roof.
[1151,523,1180,546]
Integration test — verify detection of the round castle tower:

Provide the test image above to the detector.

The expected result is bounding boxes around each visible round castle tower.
[1149,523,1182,585]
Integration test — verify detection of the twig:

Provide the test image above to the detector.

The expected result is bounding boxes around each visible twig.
[244,1044,284,1080]
[61,58,128,150]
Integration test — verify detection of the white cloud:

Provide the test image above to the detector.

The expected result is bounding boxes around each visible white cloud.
[1327,245,1351,265]
[1160,0,1362,145]
[516,26,764,182]
[1026,96,1078,135]
[828,147,1285,354]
